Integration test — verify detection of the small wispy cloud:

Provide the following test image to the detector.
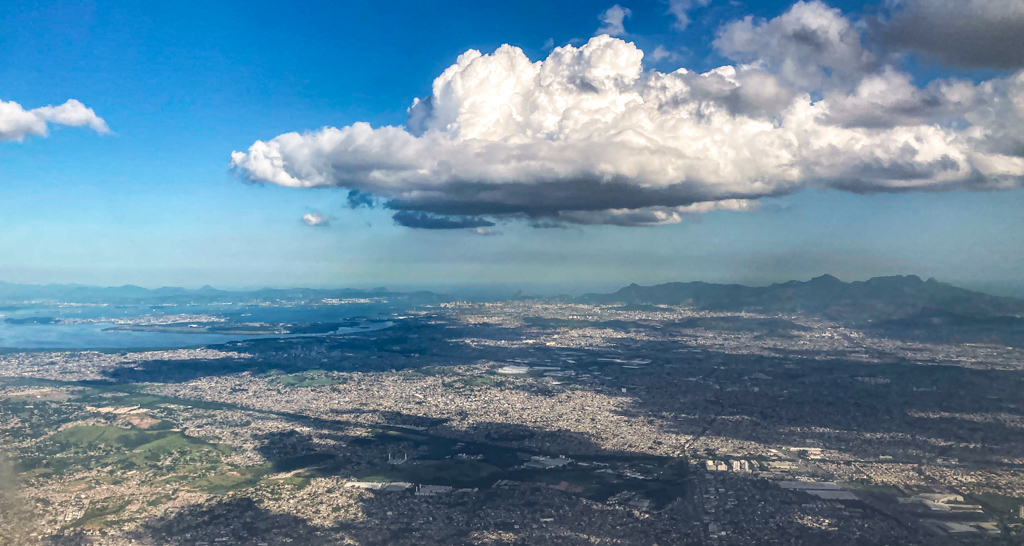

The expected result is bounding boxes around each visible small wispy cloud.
[597,5,632,36]
[667,0,712,31]
[473,227,501,236]
[650,45,679,62]
[301,211,331,227]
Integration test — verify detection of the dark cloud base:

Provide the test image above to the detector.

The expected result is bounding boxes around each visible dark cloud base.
[391,211,496,230]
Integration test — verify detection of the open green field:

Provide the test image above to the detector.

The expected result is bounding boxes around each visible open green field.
[13,424,233,482]
[64,496,132,530]
[184,465,272,493]
[972,492,1024,520]
[275,371,342,387]
[51,425,230,456]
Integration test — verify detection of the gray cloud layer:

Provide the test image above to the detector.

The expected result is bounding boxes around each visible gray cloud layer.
[231,1,1024,229]
[391,211,495,230]
[884,0,1024,69]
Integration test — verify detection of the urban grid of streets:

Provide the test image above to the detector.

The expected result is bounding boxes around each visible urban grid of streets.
[3,301,1024,544]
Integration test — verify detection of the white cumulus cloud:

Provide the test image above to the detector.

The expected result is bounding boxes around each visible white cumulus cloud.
[231,2,1024,229]
[0,99,108,142]
[714,0,873,89]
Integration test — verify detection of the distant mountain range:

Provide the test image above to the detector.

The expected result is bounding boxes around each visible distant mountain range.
[5,275,1024,327]
[0,282,449,306]
[580,274,1024,324]
[5,276,1024,345]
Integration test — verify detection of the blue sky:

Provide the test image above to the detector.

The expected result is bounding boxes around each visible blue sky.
[1,0,1022,295]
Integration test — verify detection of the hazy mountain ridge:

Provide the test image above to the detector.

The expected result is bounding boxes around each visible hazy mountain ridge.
[580,274,1024,324]
[0,282,449,306]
